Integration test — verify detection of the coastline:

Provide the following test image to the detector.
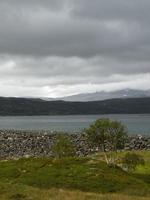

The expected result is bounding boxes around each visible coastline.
[0,130,150,159]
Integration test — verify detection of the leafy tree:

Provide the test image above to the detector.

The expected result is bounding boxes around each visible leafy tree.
[52,135,76,159]
[85,118,127,165]
[122,152,145,172]
[107,120,127,152]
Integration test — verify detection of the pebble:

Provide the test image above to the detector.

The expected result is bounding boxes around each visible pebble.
[0,130,150,159]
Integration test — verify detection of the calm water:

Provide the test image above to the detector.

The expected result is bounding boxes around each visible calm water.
[0,114,150,135]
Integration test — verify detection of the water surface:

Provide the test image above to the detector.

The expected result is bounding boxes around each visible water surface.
[0,114,150,135]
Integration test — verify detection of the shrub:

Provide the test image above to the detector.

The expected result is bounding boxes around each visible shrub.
[52,135,76,158]
[122,152,145,172]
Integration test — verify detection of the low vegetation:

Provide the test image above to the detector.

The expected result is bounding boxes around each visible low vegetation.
[52,135,76,158]
[0,151,150,200]
[122,152,145,172]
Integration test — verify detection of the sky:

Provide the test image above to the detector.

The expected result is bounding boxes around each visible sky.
[0,0,150,98]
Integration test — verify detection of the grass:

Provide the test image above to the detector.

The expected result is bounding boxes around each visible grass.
[0,151,150,200]
[1,186,150,200]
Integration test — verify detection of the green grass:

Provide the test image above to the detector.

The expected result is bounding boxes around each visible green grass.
[0,151,150,200]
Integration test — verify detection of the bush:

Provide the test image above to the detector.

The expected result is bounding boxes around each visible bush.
[85,118,127,165]
[52,135,76,158]
[122,152,145,172]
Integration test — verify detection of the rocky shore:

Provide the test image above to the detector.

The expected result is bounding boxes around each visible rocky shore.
[0,130,150,159]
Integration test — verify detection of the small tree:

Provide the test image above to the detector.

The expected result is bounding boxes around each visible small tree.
[85,119,127,165]
[107,120,127,152]
[52,135,76,159]
[122,152,145,172]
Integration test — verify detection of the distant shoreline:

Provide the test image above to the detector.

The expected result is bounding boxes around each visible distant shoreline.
[0,96,150,115]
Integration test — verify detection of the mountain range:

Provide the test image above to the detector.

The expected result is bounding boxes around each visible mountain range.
[42,89,150,102]
[0,96,150,115]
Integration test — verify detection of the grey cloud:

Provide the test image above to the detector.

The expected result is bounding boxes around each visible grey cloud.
[0,0,149,59]
[71,0,150,23]
[0,56,150,84]
[0,0,150,97]
[0,0,67,11]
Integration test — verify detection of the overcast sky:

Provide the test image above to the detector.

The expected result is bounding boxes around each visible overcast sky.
[0,0,150,98]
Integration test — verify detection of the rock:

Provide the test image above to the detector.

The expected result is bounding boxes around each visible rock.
[0,130,150,159]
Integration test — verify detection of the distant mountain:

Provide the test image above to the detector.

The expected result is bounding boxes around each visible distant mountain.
[0,96,150,115]
[58,89,150,102]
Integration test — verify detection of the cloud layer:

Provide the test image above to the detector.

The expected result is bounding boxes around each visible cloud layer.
[0,0,150,97]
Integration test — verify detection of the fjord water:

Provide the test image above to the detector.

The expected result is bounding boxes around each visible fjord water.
[0,114,150,135]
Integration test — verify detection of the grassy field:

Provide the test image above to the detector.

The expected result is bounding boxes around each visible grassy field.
[0,151,150,200]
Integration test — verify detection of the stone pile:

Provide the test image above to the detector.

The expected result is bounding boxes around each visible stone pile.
[125,135,150,150]
[0,130,89,159]
[0,130,150,159]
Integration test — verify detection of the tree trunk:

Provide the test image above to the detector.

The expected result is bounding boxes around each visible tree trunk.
[102,144,109,165]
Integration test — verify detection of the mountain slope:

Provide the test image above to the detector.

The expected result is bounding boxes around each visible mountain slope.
[0,97,150,115]
[60,89,150,102]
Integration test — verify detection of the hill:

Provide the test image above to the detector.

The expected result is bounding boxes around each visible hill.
[0,151,150,200]
[53,89,150,102]
[0,97,150,115]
